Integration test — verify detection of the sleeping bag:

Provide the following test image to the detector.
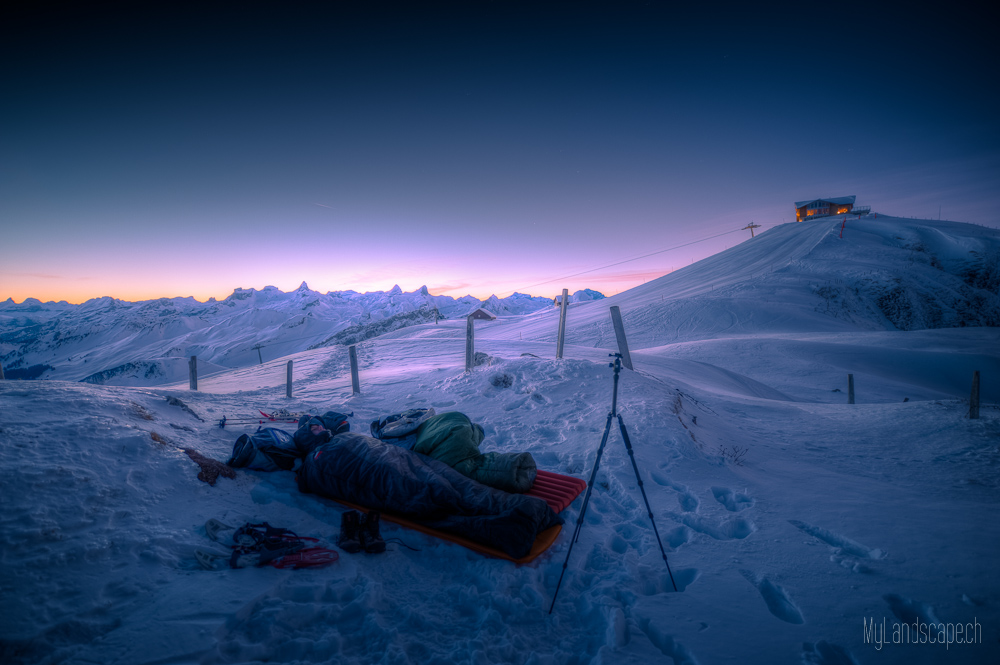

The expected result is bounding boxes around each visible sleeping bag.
[296,432,561,560]
[414,412,538,493]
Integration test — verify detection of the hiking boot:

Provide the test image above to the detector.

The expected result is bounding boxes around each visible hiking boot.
[360,511,386,553]
[337,511,363,553]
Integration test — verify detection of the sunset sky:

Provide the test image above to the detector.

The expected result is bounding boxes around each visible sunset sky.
[2,2,997,304]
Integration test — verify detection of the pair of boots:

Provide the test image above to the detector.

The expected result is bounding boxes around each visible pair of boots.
[337,510,386,554]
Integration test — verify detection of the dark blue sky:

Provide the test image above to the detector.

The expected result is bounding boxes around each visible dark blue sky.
[2,2,997,302]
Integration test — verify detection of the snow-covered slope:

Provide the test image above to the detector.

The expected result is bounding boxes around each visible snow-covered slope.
[1,214,998,664]
[0,284,575,385]
[486,215,999,352]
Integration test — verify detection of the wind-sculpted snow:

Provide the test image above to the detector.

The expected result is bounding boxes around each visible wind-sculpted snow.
[2,310,999,662]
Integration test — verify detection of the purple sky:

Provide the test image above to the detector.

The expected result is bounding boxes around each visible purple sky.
[2,2,997,303]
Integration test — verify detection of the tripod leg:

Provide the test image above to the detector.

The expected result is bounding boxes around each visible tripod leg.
[549,412,615,614]
[617,415,679,592]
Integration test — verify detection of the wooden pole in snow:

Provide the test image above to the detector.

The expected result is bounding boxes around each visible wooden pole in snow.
[609,306,634,371]
[848,374,855,404]
[286,360,293,398]
[465,316,475,372]
[0,362,5,380]
[969,370,980,419]
[189,356,198,391]
[349,345,361,394]
[556,288,569,359]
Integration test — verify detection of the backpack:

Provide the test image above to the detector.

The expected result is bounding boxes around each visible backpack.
[227,427,301,472]
[293,411,353,455]
[296,411,352,436]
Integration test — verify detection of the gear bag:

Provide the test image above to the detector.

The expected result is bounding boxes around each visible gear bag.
[226,427,300,472]
[369,407,436,450]
[293,411,353,455]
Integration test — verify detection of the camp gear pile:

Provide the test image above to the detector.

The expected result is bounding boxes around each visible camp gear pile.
[371,409,538,493]
[296,432,561,560]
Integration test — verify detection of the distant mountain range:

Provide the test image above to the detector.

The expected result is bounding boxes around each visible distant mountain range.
[0,284,603,385]
[5,214,998,389]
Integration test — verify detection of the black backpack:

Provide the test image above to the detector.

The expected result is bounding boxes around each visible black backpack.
[227,427,301,472]
[293,411,353,454]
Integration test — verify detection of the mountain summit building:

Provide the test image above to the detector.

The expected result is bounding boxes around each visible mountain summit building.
[795,196,857,221]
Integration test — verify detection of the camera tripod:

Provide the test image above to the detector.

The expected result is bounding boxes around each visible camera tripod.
[549,353,678,614]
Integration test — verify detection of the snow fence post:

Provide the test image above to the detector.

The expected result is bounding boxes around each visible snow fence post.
[0,362,5,380]
[848,373,855,404]
[349,345,361,394]
[609,306,634,371]
[969,370,980,419]
[556,288,569,359]
[286,360,293,398]
[189,356,198,391]
[465,315,475,372]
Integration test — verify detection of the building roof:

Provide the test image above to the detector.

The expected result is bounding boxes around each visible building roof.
[794,195,856,208]
[468,308,497,321]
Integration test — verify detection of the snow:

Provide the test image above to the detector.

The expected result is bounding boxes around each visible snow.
[1,215,999,664]
[0,286,563,386]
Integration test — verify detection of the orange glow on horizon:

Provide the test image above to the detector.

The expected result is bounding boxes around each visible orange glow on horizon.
[4,269,680,305]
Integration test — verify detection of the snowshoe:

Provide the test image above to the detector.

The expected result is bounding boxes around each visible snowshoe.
[199,519,339,570]
[195,548,261,571]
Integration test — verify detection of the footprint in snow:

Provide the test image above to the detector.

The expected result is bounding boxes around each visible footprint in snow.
[740,569,805,624]
[883,593,943,628]
[649,471,699,512]
[664,525,691,550]
[711,486,754,512]
[669,512,755,540]
[635,619,699,665]
[636,567,699,595]
[801,640,860,665]
[789,520,886,560]
[962,593,986,607]
[668,568,699,593]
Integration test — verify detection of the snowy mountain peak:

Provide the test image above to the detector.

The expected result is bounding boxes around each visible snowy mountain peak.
[1,282,598,384]
[572,289,605,302]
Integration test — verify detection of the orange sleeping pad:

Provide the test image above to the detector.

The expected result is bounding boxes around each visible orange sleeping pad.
[338,469,587,564]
